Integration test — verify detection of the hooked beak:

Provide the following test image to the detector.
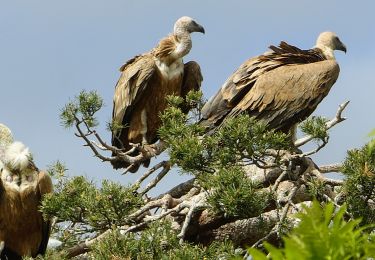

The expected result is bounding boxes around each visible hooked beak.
[195,23,205,34]
[337,40,347,53]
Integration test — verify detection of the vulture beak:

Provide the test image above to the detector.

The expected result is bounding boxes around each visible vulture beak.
[337,39,347,53]
[194,23,205,34]
[340,43,347,53]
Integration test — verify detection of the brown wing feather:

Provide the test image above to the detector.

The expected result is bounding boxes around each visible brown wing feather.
[36,171,53,256]
[111,53,157,148]
[180,61,203,113]
[200,41,329,130]
[227,60,340,132]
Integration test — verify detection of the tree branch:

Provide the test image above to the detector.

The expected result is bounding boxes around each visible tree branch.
[295,101,349,147]
[319,163,342,173]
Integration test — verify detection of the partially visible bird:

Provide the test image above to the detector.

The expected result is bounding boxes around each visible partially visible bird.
[200,32,346,137]
[0,125,53,260]
[111,16,204,172]
[0,124,13,160]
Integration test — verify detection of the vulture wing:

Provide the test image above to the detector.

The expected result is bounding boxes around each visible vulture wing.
[180,61,203,113]
[36,171,53,256]
[200,42,336,132]
[227,60,339,132]
[111,53,157,148]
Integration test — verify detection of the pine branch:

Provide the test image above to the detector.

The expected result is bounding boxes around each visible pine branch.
[295,101,349,147]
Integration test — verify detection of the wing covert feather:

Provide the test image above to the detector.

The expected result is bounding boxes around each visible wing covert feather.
[112,54,157,133]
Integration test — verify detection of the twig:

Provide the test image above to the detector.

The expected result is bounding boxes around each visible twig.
[252,184,299,248]
[305,158,344,186]
[272,162,291,193]
[177,192,207,242]
[295,101,349,147]
[73,116,168,169]
[133,161,168,189]
[121,201,190,234]
[140,161,171,195]
[298,137,329,157]
[74,117,116,162]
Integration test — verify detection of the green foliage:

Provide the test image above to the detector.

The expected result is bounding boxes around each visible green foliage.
[306,178,325,200]
[300,116,329,141]
[206,115,290,168]
[60,90,103,128]
[158,95,207,172]
[342,143,375,225]
[368,128,375,151]
[199,166,270,218]
[91,221,241,260]
[41,162,144,247]
[159,97,289,219]
[160,106,290,174]
[249,201,375,260]
[42,176,143,229]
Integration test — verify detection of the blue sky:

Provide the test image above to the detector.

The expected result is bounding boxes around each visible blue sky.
[0,1,374,195]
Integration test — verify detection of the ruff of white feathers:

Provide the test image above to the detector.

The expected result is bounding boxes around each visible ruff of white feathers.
[4,141,31,171]
[0,123,31,171]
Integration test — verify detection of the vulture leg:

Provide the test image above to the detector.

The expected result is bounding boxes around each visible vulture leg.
[140,109,148,145]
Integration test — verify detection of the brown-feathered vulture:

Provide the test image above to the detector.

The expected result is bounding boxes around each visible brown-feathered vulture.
[0,124,53,260]
[200,32,346,136]
[111,16,204,171]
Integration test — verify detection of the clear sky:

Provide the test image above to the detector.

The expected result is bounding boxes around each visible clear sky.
[0,1,374,195]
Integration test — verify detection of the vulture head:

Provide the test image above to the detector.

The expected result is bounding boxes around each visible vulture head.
[174,16,205,35]
[315,31,347,59]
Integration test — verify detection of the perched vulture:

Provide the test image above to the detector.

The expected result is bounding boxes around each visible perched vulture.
[200,32,346,137]
[111,16,204,171]
[0,125,53,260]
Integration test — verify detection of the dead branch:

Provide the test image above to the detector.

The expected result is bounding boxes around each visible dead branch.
[133,160,169,192]
[140,161,171,195]
[177,192,208,242]
[298,137,329,157]
[305,158,344,186]
[197,201,311,246]
[252,184,300,248]
[73,116,167,170]
[295,101,349,147]
[66,229,112,258]
[319,163,342,173]
[154,178,196,200]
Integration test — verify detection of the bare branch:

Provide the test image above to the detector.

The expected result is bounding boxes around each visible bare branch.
[66,229,112,258]
[319,163,342,173]
[178,192,207,242]
[154,178,196,200]
[295,101,349,147]
[133,161,168,189]
[122,200,191,234]
[140,161,171,195]
[298,137,329,157]
[305,158,344,186]
[252,184,299,248]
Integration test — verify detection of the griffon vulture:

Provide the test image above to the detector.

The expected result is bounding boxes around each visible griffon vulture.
[200,32,346,137]
[0,125,53,260]
[111,16,204,171]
